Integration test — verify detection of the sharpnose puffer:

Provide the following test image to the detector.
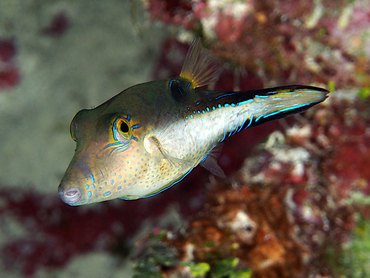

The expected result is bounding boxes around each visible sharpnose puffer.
[58,38,329,206]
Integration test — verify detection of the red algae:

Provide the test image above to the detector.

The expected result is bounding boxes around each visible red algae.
[42,12,71,37]
[145,0,196,29]
[0,181,205,276]
[0,40,16,62]
[0,39,20,90]
[145,0,370,89]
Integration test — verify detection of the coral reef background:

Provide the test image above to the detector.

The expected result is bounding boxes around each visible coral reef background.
[0,0,370,277]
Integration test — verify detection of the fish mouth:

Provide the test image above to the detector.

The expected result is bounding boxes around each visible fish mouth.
[58,184,81,205]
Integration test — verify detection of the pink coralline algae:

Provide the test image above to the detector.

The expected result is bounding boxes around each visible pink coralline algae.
[145,0,370,89]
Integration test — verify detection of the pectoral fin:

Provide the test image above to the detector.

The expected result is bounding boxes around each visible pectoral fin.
[144,135,193,169]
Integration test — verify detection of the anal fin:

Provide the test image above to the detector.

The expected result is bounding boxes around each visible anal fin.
[200,144,226,178]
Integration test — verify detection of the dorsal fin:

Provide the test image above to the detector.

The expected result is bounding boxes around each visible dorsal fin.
[180,38,220,89]
[200,144,226,178]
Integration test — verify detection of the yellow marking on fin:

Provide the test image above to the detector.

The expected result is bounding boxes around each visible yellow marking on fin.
[180,38,220,89]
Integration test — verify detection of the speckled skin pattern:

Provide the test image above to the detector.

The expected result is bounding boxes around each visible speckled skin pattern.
[58,40,328,206]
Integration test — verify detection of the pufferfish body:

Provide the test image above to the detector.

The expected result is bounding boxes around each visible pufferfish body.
[58,38,328,206]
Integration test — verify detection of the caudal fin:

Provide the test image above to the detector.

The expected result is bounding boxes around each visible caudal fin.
[244,85,329,126]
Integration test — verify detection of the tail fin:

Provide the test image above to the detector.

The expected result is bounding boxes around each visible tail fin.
[244,85,329,126]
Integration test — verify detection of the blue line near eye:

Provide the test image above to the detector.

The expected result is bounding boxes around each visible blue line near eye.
[104,142,121,149]
[237,99,253,106]
[131,124,140,129]
[109,146,120,155]
[88,191,92,197]
[112,117,120,141]
[104,191,111,197]
[132,136,138,141]
[126,115,131,121]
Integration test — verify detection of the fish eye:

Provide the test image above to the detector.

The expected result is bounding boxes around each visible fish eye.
[120,121,129,133]
[113,116,131,142]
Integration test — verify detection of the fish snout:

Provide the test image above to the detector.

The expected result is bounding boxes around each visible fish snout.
[58,184,81,205]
